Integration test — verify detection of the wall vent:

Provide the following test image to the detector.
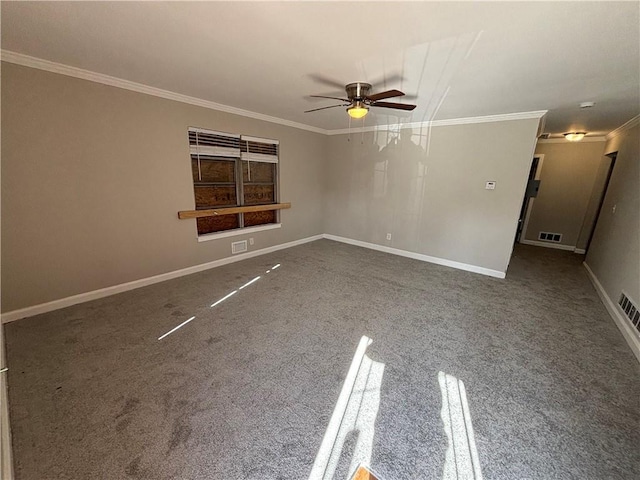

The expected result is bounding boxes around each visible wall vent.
[538,231,563,242]
[231,240,248,254]
[618,293,640,332]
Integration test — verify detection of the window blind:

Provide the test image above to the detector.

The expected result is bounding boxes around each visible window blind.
[240,135,279,163]
[188,127,241,158]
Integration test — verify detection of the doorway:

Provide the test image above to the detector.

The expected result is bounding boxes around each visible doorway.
[515,154,544,243]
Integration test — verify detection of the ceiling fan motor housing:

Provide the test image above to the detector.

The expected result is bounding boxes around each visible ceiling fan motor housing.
[304,81,415,114]
[346,82,372,101]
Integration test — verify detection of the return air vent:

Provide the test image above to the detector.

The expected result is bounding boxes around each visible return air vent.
[538,231,562,242]
[618,292,640,332]
[231,240,248,255]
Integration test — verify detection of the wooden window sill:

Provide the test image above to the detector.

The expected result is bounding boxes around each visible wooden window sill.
[178,202,291,220]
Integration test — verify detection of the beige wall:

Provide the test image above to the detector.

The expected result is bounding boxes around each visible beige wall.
[586,122,640,309]
[1,62,543,313]
[1,63,326,312]
[526,141,606,248]
[576,156,613,250]
[324,119,540,274]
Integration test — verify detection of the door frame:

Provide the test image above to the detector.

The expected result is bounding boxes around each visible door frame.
[519,154,545,243]
[584,152,617,255]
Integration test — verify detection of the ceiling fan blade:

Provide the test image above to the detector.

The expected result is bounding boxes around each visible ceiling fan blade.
[369,73,405,88]
[367,89,405,102]
[304,104,349,113]
[371,101,417,111]
[308,73,345,90]
[310,95,351,102]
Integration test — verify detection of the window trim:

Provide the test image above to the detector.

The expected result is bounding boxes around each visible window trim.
[196,223,282,242]
[185,127,282,236]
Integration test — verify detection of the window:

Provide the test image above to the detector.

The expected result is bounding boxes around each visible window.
[188,127,279,236]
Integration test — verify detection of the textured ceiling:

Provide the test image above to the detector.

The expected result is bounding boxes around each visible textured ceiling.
[2,1,639,135]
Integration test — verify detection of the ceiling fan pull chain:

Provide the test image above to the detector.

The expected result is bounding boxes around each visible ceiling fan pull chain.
[348,115,352,142]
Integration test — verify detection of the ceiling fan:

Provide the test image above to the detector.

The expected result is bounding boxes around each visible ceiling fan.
[305,82,417,119]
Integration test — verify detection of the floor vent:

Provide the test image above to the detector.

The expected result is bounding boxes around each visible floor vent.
[231,240,247,254]
[538,231,562,242]
[618,293,640,332]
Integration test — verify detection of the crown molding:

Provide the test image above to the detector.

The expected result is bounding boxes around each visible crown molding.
[1,50,329,136]
[606,115,640,140]
[326,110,548,136]
[2,50,547,137]
[537,136,606,144]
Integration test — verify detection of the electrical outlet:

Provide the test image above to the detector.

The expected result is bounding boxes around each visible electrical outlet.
[386,233,392,241]
[249,237,254,245]
[485,181,496,190]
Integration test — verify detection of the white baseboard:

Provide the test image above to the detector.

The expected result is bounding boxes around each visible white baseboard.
[0,372,11,480]
[1,234,323,323]
[583,262,640,363]
[1,326,13,479]
[323,234,506,279]
[519,239,585,253]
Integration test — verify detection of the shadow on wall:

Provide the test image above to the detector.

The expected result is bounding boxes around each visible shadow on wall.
[338,30,487,251]
[326,28,539,273]
[344,126,436,251]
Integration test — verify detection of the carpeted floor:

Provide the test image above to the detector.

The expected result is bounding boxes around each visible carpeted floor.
[5,240,640,479]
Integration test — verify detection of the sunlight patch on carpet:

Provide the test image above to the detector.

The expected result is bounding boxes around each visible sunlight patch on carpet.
[439,371,483,480]
[310,336,385,480]
[157,264,281,340]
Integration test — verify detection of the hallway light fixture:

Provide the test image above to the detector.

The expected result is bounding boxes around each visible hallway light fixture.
[347,101,369,119]
[564,132,586,142]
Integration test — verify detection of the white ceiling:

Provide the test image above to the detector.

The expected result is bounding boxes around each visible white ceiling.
[2,1,639,135]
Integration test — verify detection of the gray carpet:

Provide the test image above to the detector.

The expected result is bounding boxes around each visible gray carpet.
[5,240,640,479]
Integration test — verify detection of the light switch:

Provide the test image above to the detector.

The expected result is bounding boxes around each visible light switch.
[485,181,496,190]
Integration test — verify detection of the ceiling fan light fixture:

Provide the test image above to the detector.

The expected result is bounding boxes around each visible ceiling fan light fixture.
[564,132,587,142]
[306,80,415,118]
[347,102,369,119]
